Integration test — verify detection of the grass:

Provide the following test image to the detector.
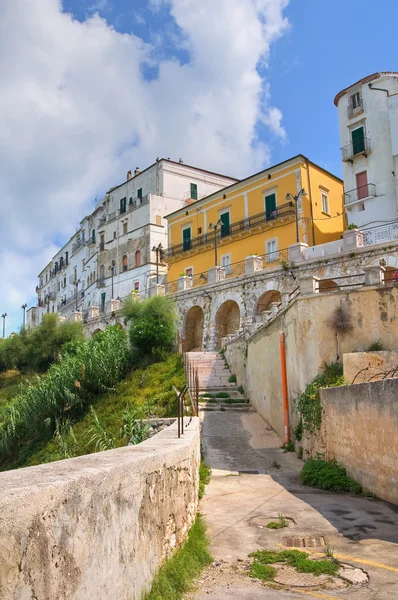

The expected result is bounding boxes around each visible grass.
[199,462,211,500]
[228,374,237,383]
[249,562,277,581]
[145,516,212,600]
[281,441,295,453]
[300,459,362,494]
[223,398,250,404]
[215,392,230,399]
[237,385,245,395]
[0,371,36,418]
[249,549,339,579]
[266,514,288,529]
[18,353,185,469]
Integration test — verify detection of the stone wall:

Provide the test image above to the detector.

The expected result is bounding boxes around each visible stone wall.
[224,336,248,394]
[320,379,398,505]
[243,285,398,440]
[0,418,200,600]
[343,350,398,384]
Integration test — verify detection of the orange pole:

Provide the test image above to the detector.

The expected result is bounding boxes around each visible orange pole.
[279,331,290,444]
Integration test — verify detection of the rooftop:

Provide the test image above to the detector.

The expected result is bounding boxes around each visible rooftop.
[334,72,398,106]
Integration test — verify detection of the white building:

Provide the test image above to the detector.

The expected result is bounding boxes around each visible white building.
[335,72,398,229]
[33,159,236,324]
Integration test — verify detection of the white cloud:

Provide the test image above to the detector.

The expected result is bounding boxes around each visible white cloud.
[0,0,289,333]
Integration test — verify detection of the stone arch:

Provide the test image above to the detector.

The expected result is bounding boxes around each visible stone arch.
[92,328,103,337]
[255,290,282,316]
[215,300,241,350]
[184,305,205,351]
[319,279,339,293]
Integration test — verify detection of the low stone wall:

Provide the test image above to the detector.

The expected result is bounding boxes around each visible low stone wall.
[343,350,398,384]
[320,380,398,505]
[0,418,200,600]
[224,337,248,394]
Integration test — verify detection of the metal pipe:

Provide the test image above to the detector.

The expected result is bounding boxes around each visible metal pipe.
[279,331,290,444]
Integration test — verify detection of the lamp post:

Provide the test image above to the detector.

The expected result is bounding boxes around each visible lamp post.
[152,243,164,284]
[74,280,80,311]
[285,188,307,243]
[1,313,7,338]
[109,265,115,299]
[209,219,222,266]
[21,303,28,329]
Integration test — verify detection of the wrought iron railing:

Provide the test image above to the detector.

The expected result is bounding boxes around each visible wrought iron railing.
[341,137,371,161]
[344,183,376,205]
[165,202,295,257]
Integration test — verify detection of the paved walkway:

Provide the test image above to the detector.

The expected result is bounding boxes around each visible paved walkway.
[190,411,398,600]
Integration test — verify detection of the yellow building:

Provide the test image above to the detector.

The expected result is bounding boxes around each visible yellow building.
[164,155,345,283]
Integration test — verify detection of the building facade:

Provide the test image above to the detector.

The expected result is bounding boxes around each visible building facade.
[164,155,345,285]
[334,71,398,228]
[33,160,236,325]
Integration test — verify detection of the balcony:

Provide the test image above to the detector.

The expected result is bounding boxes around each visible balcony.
[342,137,371,162]
[165,202,295,258]
[344,183,376,206]
[72,239,84,254]
[97,279,106,288]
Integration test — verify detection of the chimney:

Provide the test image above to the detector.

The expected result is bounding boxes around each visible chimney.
[179,157,184,164]
[134,167,141,176]
[127,170,132,180]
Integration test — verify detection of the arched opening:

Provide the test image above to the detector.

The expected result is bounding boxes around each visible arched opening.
[318,279,339,293]
[92,328,103,338]
[255,290,281,316]
[135,249,141,267]
[215,300,240,350]
[122,255,128,272]
[184,306,204,351]
[99,264,105,285]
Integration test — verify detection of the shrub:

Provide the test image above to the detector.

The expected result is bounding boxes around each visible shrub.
[228,374,237,383]
[300,459,362,494]
[125,296,176,358]
[368,340,384,351]
[237,384,245,395]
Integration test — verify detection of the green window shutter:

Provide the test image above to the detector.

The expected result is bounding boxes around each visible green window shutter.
[137,188,142,199]
[352,127,365,155]
[220,212,230,237]
[183,227,192,251]
[190,183,198,200]
[265,193,277,220]
[120,197,126,213]
[92,229,96,242]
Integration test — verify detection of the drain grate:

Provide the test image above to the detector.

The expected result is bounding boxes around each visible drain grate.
[239,470,259,475]
[283,535,326,548]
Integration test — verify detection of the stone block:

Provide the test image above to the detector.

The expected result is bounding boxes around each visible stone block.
[111,299,121,312]
[261,310,272,323]
[150,284,166,297]
[88,306,100,319]
[70,311,82,323]
[288,242,308,263]
[343,229,364,251]
[245,255,264,274]
[208,266,226,284]
[363,265,384,286]
[178,276,193,292]
[299,275,319,295]
[270,301,281,316]
[281,292,291,307]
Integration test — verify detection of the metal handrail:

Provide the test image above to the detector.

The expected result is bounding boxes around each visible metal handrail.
[341,137,371,161]
[344,183,376,205]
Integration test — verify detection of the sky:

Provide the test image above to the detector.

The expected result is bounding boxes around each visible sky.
[1,0,397,334]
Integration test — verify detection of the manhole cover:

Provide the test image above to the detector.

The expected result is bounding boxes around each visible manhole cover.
[283,535,326,548]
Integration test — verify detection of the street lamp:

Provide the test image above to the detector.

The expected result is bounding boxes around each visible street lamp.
[208,219,222,266]
[109,264,115,299]
[285,189,307,243]
[21,303,28,329]
[152,243,164,284]
[1,313,7,338]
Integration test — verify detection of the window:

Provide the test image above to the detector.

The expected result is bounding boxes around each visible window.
[197,227,202,235]
[266,238,278,262]
[221,254,232,275]
[135,249,141,267]
[91,229,96,243]
[113,231,117,239]
[185,267,193,277]
[59,256,64,269]
[74,267,77,282]
[100,233,105,251]
[123,222,128,235]
[122,255,128,272]
[156,215,162,226]
[220,211,230,237]
[190,183,198,200]
[137,188,142,201]
[57,281,61,292]
[100,292,106,313]
[134,281,140,292]
[120,197,127,214]
[81,231,85,242]
[100,264,105,285]
[351,91,361,110]
[351,126,365,155]
[64,277,66,288]
[65,251,69,265]
[265,193,277,220]
[321,192,329,215]
[182,227,192,251]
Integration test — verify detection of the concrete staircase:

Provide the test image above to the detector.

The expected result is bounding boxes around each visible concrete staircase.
[186,351,252,412]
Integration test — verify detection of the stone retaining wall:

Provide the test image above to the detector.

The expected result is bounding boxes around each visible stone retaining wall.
[0,418,200,600]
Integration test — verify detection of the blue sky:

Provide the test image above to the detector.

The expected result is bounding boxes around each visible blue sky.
[1,0,396,333]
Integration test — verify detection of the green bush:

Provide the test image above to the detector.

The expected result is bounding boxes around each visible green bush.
[300,459,362,494]
[0,326,129,465]
[199,462,211,499]
[124,296,176,358]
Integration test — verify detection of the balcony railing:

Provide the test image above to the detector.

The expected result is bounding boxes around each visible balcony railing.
[344,183,376,206]
[342,137,371,161]
[72,239,84,254]
[165,202,295,258]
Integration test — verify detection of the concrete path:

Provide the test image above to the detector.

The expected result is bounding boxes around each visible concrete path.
[189,411,398,600]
